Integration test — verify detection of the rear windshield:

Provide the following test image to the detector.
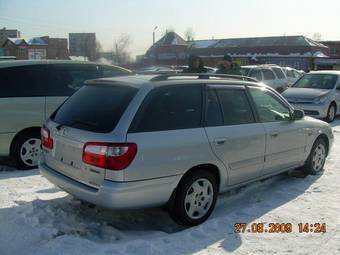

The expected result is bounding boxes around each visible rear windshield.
[51,84,138,133]
[293,74,338,89]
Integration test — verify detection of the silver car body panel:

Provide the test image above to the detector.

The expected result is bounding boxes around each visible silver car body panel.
[40,75,334,210]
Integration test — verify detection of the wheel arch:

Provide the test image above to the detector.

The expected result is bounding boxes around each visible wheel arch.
[10,126,42,157]
[166,163,222,209]
[316,133,330,156]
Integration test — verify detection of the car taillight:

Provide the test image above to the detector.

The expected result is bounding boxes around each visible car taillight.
[41,125,54,149]
[82,142,137,171]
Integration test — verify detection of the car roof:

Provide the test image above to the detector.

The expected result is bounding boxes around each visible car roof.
[86,74,265,89]
[0,59,129,70]
[308,70,340,75]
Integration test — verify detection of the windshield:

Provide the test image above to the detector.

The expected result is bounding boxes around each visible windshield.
[293,74,338,89]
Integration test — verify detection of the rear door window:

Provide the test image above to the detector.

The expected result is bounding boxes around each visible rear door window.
[51,85,138,133]
[272,67,286,79]
[262,69,276,80]
[47,64,101,96]
[216,88,255,125]
[101,65,132,77]
[206,89,223,127]
[0,65,48,97]
[249,69,263,81]
[130,85,203,132]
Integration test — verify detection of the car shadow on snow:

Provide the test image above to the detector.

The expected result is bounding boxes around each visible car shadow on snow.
[0,169,324,254]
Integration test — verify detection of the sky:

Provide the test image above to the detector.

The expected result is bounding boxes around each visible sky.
[1,0,340,58]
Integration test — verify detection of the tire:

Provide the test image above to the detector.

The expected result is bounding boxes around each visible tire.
[325,103,336,123]
[169,169,218,226]
[301,138,327,175]
[11,130,42,170]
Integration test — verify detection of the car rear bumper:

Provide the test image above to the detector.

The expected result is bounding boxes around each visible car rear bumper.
[290,103,328,118]
[39,162,182,210]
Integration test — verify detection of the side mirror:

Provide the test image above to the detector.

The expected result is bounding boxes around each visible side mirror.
[292,109,304,120]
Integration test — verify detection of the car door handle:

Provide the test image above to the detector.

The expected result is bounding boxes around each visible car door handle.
[214,137,227,145]
[270,131,280,137]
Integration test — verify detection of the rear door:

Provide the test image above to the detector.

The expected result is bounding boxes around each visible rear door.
[262,69,277,88]
[45,63,101,118]
[248,87,306,175]
[126,84,212,181]
[0,65,47,134]
[204,85,266,185]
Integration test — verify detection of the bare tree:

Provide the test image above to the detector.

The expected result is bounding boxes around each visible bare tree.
[185,27,195,41]
[95,40,102,60]
[312,32,322,41]
[112,34,132,65]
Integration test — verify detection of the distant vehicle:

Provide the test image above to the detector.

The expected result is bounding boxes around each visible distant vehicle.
[282,67,304,86]
[0,56,16,61]
[0,60,132,169]
[241,65,288,93]
[39,73,333,226]
[135,66,177,74]
[173,65,217,73]
[282,71,340,122]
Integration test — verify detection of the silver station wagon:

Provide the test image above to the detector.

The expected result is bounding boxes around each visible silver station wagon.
[40,74,333,226]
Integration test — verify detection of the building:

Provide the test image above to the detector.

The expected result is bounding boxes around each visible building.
[40,36,69,59]
[69,33,96,61]
[320,41,340,58]
[145,32,188,65]
[2,36,68,60]
[0,27,21,47]
[145,33,330,71]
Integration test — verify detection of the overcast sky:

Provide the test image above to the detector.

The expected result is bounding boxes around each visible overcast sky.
[1,0,340,58]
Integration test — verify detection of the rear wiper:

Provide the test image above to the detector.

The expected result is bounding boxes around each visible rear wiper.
[56,120,98,130]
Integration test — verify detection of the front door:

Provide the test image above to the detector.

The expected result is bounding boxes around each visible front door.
[248,87,306,175]
[204,85,266,186]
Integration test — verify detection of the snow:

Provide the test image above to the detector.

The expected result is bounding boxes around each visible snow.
[1,120,340,255]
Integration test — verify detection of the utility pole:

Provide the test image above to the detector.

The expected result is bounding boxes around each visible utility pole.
[153,26,158,45]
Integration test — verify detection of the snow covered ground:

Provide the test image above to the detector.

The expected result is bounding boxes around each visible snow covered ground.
[1,120,340,255]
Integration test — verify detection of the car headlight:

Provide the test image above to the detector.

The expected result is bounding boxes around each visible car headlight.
[313,95,329,104]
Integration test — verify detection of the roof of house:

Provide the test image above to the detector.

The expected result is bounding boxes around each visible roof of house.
[154,32,188,47]
[7,38,26,45]
[27,37,48,45]
[189,36,327,49]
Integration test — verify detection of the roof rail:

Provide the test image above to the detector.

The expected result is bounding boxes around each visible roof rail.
[150,73,258,82]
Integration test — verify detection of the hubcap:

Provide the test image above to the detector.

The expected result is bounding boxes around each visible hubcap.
[312,144,326,172]
[184,178,214,219]
[20,138,42,167]
[328,106,335,121]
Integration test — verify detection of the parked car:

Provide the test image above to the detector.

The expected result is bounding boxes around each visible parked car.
[135,66,177,74]
[282,67,304,86]
[173,65,217,73]
[282,71,340,122]
[39,73,333,226]
[0,60,132,169]
[241,65,288,93]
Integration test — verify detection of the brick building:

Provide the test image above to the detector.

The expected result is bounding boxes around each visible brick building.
[2,36,68,60]
[69,33,96,61]
[320,41,340,58]
[145,33,330,71]
[0,27,21,47]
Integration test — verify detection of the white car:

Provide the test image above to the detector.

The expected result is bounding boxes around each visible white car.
[282,67,304,86]
[282,71,340,122]
[241,65,288,93]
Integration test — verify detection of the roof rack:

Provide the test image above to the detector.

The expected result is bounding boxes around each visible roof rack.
[150,73,258,82]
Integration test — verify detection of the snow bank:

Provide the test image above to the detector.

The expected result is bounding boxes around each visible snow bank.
[0,120,340,255]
